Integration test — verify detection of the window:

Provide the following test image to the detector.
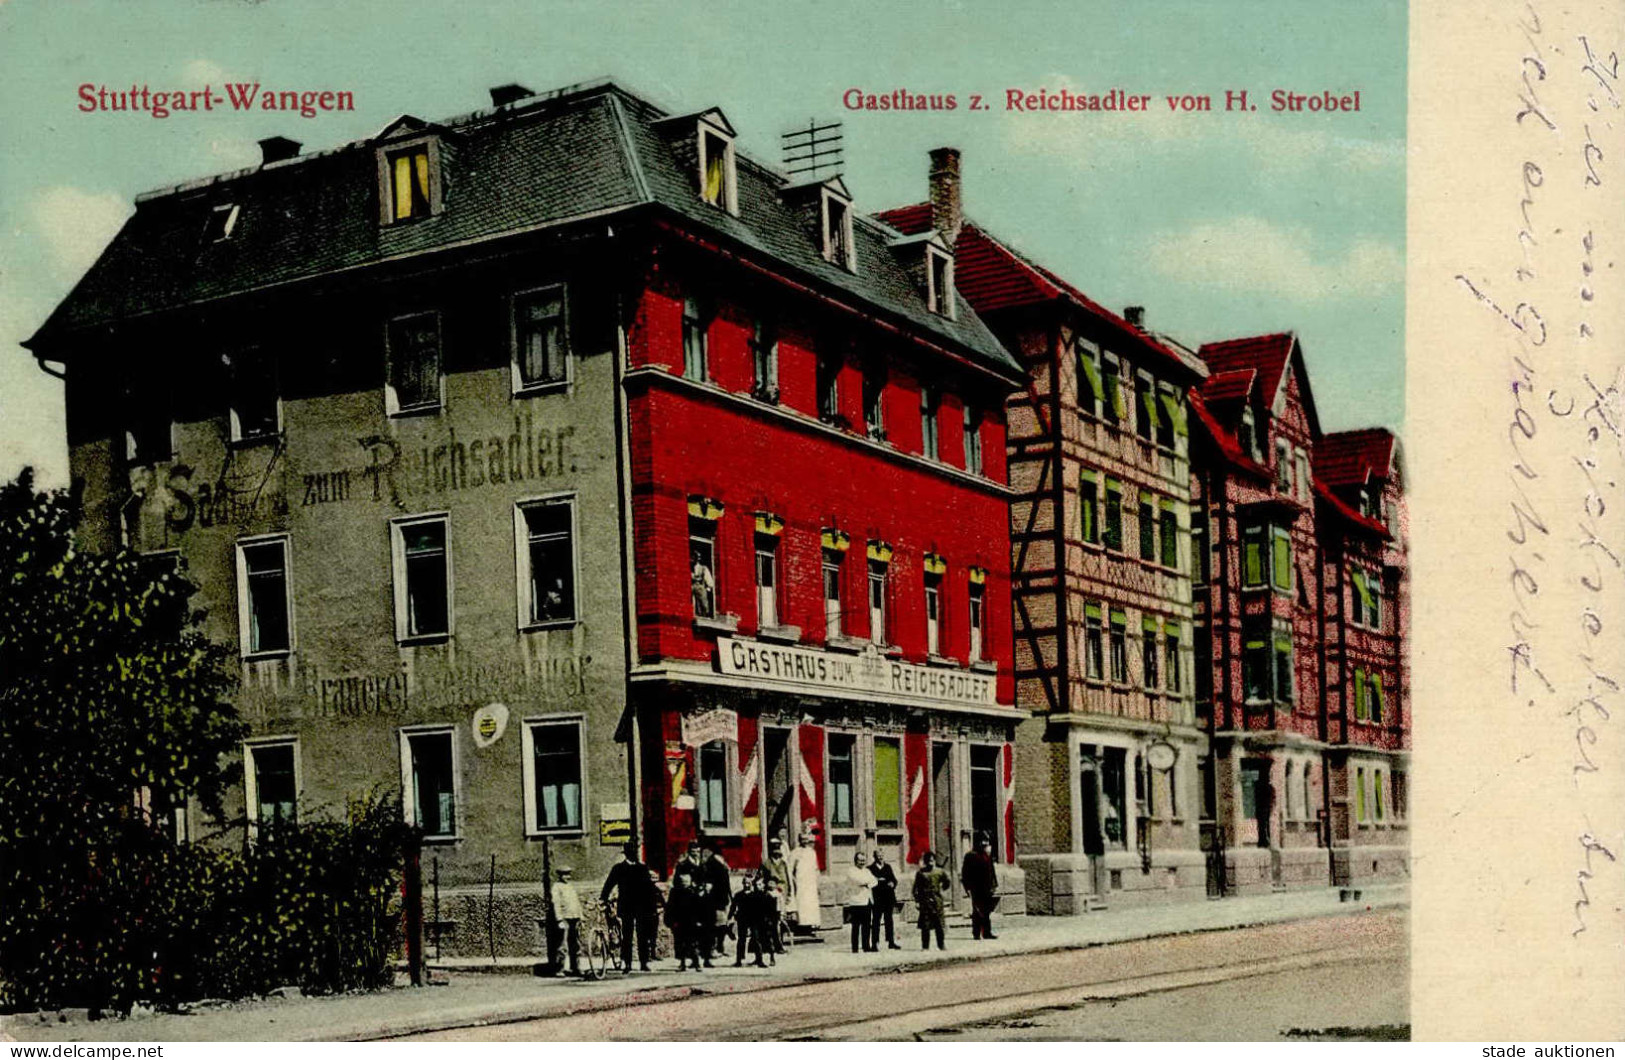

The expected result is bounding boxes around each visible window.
[823,549,844,640]
[1134,372,1156,441]
[1078,343,1104,417]
[1276,439,1292,491]
[924,570,942,656]
[1355,766,1368,822]
[1242,525,1266,587]
[1109,609,1129,683]
[385,144,433,222]
[969,744,1001,855]
[868,558,889,645]
[513,286,569,392]
[1274,630,1295,702]
[246,741,297,827]
[225,348,279,443]
[1393,771,1408,820]
[823,193,854,270]
[1103,479,1124,551]
[1154,387,1177,450]
[1374,769,1386,821]
[517,497,576,628]
[392,515,451,642]
[1079,470,1100,544]
[863,365,886,441]
[690,517,718,620]
[682,296,709,382]
[1370,673,1385,723]
[817,351,842,424]
[1351,569,1368,627]
[874,737,902,830]
[1238,407,1258,460]
[1369,575,1384,630]
[751,319,779,402]
[1100,747,1127,848]
[755,534,780,629]
[1353,668,1368,721]
[125,383,172,464]
[968,578,986,662]
[698,740,731,830]
[699,125,736,212]
[1138,492,1156,561]
[927,247,954,318]
[1191,510,1209,584]
[1272,526,1293,593]
[1199,755,1216,820]
[523,718,584,834]
[203,203,239,243]
[1194,625,1213,701]
[1160,501,1180,569]
[1141,616,1160,689]
[1084,602,1104,679]
[1296,450,1312,501]
[1136,752,1151,816]
[963,406,983,475]
[236,536,292,657]
[1284,762,1296,819]
[1243,620,1270,701]
[1100,356,1122,425]
[387,312,442,414]
[1303,764,1315,823]
[828,733,856,828]
[920,386,940,460]
[401,729,457,839]
[1164,622,1181,694]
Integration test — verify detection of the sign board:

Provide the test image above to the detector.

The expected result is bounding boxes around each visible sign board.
[471,703,509,748]
[1146,740,1178,772]
[715,637,999,710]
[682,707,738,747]
[599,818,633,845]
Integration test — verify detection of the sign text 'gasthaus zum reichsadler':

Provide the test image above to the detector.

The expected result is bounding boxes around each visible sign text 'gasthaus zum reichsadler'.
[716,636,997,709]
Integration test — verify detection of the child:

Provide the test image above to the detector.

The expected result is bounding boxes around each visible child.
[731,872,776,968]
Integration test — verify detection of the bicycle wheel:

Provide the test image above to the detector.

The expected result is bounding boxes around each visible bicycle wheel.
[778,918,793,950]
[584,931,609,980]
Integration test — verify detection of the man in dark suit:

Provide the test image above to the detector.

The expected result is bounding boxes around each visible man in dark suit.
[600,841,659,971]
[961,832,999,940]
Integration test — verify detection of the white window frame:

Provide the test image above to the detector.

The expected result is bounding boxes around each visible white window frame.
[376,135,445,226]
[963,404,983,475]
[825,729,860,832]
[514,494,580,630]
[243,736,300,834]
[391,513,454,644]
[868,559,889,645]
[398,725,461,842]
[968,579,986,663]
[385,310,445,416]
[926,245,955,319]
[521,714,587,837]
[967,741,1006,861]
[697,121,738,214]
[925,570,943,656]
[755,535,780,630]
[695,738,741,833]
[820,188,857,271]
[204,203,240,243]
[510,284,572,395]
[822,550,844,640]
[235,533,294,659]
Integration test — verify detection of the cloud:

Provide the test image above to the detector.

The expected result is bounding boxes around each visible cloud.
[1146,216,1402,300]
[31,187,130,284]
[182,58,227,85]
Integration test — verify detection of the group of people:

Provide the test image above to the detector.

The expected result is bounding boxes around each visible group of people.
[549,828,1003,976]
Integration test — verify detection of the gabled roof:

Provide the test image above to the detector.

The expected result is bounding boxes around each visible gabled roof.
[1313,477,1391,539]
[1196,331,1321,438]
[1189,391,1270,480]
[1201,368,1257,405]
[874,205,1204,380]
[28,81,1018,381]
[1314,428,1397,488]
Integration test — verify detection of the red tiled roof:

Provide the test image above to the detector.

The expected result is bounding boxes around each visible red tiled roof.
[1197,333,1296,407]
[875,205,1204,379]
[1314,428,1396,487]
[1313,477,1390,538]
[1200,368,1257,405]
[1189,391,1270,480]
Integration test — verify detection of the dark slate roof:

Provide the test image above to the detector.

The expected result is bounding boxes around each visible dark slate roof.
[1314,428,1397,487]
[874,206,1204,380]
[29,81,1019,381]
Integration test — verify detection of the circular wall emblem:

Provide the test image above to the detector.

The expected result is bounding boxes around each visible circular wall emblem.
[473,703,509,748]
[1145,740,1177,772]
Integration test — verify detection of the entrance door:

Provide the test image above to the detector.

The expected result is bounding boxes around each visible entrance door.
[1079,748,1105,897]
[931,741,957,902]
[762,727,793,853]
[1240,759,1272,848]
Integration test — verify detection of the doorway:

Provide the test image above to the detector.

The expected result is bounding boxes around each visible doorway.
[931,741,957,902]
[762,726,794,854]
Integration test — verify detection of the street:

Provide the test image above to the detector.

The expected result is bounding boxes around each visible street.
[401,910,1408,1041]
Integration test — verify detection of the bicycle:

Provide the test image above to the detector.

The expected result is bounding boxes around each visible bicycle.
[581,896,625,980]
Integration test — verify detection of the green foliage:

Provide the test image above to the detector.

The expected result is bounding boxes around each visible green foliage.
[0,471,409,1012]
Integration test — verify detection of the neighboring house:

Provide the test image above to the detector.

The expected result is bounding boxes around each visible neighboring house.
[24,80,1028,945]
[877,201,1211,913]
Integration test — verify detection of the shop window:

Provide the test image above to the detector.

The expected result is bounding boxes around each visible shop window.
[1079,469,1100,544]
[386,312,442,414]
[823,191,855,270]
[401,728,457,839]
[863,365,886,441]
[690,517,718,620]
[1138,492,1156,561]
[822,548,844,640]
[924,569,943,655]
[391,515,451,642]
[968,578,986,662]
[1164,622,1181,694]
[1084,602,1105,680]
[682,296,710,382]
[1159,500,1179,569]
[828,733,856,828]
[512,286,569,392]
[751,319,779,403]
[755,534,780,629]
[920,385,940,460]
[1141,615,1160,689]
[969,744,1001,852]
[874,737,902,830]
[1103,479,1123,552]
[867,558,889,645]
[225,347,280,443]
[698,740,731,830]
[1100,747,1127,848]
[817,351,842,424]
[963,405,983,474]
[523,717,584,834]
[516,497,576,628]
[246,740,298,828]
[236,536,292,657]
[1109,609,1128,684]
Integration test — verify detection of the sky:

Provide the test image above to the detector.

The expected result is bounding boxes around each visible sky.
[0,0,1406,488]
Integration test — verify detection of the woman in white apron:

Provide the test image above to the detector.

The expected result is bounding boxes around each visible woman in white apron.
[786,821,822,930]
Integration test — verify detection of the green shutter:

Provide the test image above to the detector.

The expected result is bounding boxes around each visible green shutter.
[1371,674,1384,722]
[1079,354,1104,404]
[1353,669,1367,720]
[1352,569,1374,609]
[1141,387,1161,430]
[1085,602,1103,621]
[1110,608,1127,628]
[1160,392,1188,437]
[873,739,901,825]
[1272,530,1292,591]
[1109,375,1126,420]
[1142,615,1160,635]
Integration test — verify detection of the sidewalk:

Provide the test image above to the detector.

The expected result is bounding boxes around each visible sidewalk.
[1,883,1408,1043]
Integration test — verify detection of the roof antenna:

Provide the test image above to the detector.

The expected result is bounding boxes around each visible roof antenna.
[781,119,844,180]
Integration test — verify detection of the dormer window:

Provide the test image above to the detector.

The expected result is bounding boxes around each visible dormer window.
[698,123,737,213]
[822,191,855,270]
[203,204,239,244]
[1239,407,1259,460]
[376,131,443,226]
[926,246,955,318]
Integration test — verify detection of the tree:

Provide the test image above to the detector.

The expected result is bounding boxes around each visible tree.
[0,468,245,1011]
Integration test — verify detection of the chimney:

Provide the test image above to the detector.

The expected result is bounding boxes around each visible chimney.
[489,83,534,108]
[928,147,962,248]
[257,136,301,165]
[1124,306,1146,329]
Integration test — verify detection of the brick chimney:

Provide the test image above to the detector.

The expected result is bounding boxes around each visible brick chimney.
[488,83,534,108]
[257,136,301,165]
[1124,306,1146,328]
[929,147,962,248]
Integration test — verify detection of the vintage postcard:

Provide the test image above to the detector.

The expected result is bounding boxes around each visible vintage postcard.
[0,0,1618,1047]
